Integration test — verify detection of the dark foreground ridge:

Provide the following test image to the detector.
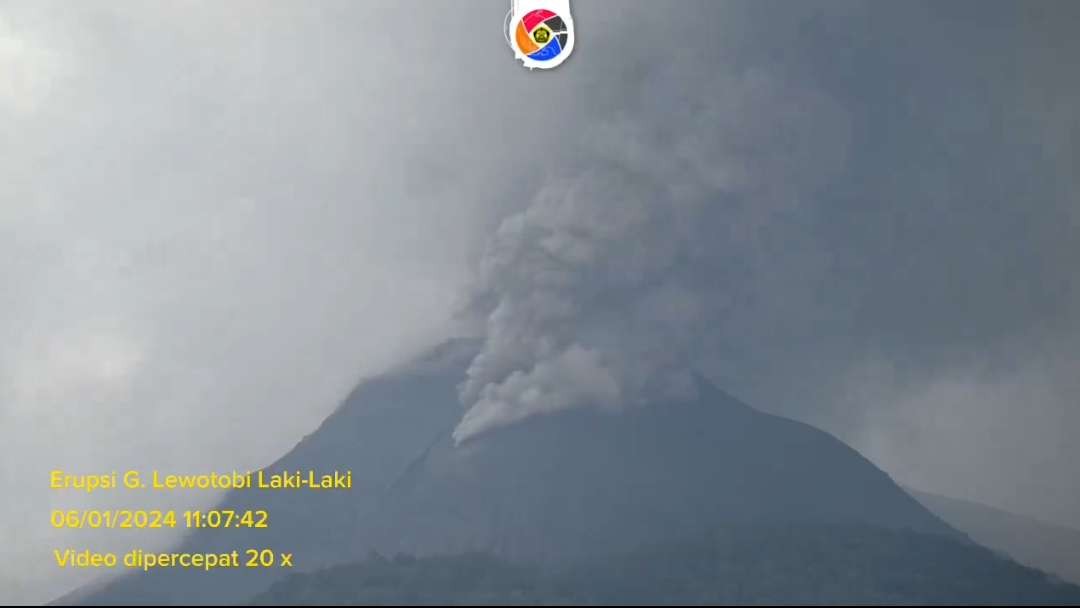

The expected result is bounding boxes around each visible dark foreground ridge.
[251,527,1080,605]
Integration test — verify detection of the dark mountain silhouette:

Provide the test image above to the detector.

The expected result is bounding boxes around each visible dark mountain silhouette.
[353,372,955,561]
[251,528,1080,605]
[70,339,1055,605]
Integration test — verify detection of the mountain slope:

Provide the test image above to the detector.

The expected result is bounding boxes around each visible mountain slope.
[912,489,1080,586]
[68,339,475,606]
[76,339,962,604]
[354,377,956,560]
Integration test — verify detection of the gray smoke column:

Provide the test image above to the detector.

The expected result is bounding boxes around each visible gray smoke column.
[455,64,851,443]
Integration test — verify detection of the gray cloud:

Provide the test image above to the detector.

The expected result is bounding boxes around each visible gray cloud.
[0,1,536,601]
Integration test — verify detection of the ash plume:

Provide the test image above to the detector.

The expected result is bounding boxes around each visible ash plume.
[455,65,851,443]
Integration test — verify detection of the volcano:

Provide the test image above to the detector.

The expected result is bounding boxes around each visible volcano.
[70,339,1074,605]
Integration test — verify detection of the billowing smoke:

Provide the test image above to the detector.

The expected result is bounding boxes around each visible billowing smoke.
[455,64,851,442]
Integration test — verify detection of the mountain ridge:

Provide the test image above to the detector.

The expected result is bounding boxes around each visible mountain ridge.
[250,527,1080,605]
[911,488,1080,586]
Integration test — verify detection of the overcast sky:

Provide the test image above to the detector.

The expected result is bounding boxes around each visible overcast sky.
[2,1,1078,603]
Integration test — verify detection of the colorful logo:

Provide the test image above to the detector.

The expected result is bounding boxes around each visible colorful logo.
[514,9,570,63]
